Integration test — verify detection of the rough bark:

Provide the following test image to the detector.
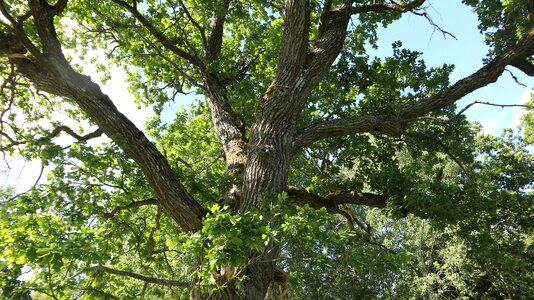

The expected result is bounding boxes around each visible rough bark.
[230,1,312,298]
[241,0,310,210]
[203,73,247,176]
[202,0,248,176]
[287,186,388,210]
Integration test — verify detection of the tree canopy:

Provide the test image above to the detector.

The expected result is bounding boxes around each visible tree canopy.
[0,0,533,299]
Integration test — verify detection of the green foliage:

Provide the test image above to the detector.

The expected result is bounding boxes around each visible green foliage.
[0,264,31,300]
[151,103,231,205]
[463,0,532,57]
[174,193,346,291]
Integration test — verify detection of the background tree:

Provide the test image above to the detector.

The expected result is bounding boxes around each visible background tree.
[0,0,533,299]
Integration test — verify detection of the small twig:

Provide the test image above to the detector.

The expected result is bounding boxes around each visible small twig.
[32,164,45,187]
[504,69,527,87]
[455,100,533,119]
[412,11,457,40]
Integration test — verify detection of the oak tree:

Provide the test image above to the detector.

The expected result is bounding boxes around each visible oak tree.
[1,0,533,299]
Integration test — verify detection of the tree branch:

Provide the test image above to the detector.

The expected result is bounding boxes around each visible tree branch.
[294,115,402,150]
[287,186,387,210]
[2,4,207,231]
[403,132,473,181]
[398,26,534,119]
[296,1,426,118]
[287,186,391,248]
[202,74,247,176]
[44,126,104,142]
[0,2,44,60]
[27,0,66,56]
[294,26,534,150]
[511,58,534,76]
[85,266,192,288]
[330,0,426,18]
[110,0,204,68]
[50,0,68,16]
[177,0,207,50]
[0,126,103,151]
[205,0,230,60]
[455,100,534,119]
[412,10,457,40]
[298,0,350,102]
[275,0,310,86]
[184,0,248,176]
[148,205,162,255]
[103,198,159,218]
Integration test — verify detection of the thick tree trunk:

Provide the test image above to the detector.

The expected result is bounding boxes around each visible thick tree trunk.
[189,248,281,300]
[196,1,313,295]
[236,95,296,299]
[191,87,297,299]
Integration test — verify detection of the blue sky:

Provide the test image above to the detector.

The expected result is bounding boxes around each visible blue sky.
[373,1,532,134]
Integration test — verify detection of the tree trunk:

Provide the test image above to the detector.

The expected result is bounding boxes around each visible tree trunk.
[189,248,283,300]
[190,86,296,299]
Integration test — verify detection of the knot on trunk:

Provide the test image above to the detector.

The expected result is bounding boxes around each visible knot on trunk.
[218,185,241,210]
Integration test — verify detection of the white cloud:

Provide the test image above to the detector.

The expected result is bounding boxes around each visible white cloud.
[477,117,501,134]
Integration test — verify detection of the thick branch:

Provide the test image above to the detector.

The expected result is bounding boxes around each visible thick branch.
[298,0,426,103]
[200,1,248,176]
[294,115,402,150]
[0,1,45,60]
[275,0,310,86]
[399,26,534,119]
[297,0,425,103]
[330,0,426,18]
[50,0,68,16]
[295,1,427,117]
[294,26,534,150]
[511,58,534,76]
[287,186,387,210]
[205,0,230,60]
[27,0,65,56]
[2,6,207,231]
[85,266,192,288]
[299,1,350,102]
[203,75,247,176]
